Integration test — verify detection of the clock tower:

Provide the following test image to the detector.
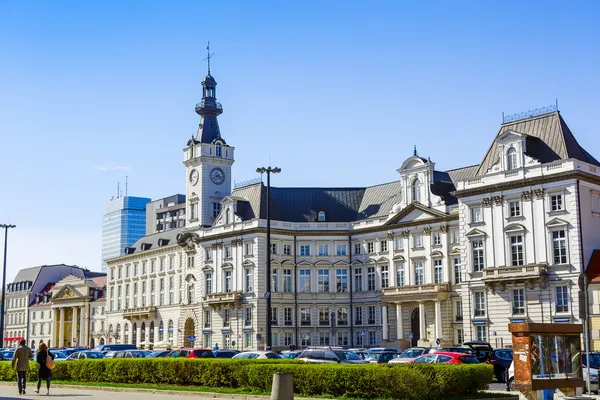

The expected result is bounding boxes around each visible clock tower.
[183,65,234,228]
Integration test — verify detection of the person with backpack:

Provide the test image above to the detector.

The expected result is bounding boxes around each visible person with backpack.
[11,339,34,395]
[35,343,55,395]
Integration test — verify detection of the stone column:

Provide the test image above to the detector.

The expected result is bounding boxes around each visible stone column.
[396,303,403,342]
[58,308,65,347]
[418,302,426,342]
[434,301,442,345]
[81,305,87,348]
[72,307,78,346]
[382,305,388,341]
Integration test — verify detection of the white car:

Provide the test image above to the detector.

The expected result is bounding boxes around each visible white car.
[507,361,599,393]
[232,351,281,359]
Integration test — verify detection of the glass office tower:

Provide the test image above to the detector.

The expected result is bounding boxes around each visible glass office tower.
[101,196,151,271]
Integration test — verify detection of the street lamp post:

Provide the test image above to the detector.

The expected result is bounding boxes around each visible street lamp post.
[0,224,16,347]
[256,166,281,350]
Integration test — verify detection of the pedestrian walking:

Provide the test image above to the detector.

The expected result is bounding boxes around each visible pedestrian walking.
[35,343,55,395]
[11,339,34,395]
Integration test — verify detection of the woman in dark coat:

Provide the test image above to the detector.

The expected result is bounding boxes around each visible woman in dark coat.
[35,343,54,395]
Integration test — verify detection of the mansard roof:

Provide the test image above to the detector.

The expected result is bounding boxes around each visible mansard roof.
[475,111,600,176]
[120,227,185,256]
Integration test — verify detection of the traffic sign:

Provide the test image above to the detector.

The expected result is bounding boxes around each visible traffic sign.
[73,338,77,343]
[188,335,196,342]
[409,332,414,339]
[360,329,366,337]
[436,338,440,345]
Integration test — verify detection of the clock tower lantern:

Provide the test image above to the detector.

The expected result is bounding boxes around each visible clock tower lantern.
[183,63,234,228]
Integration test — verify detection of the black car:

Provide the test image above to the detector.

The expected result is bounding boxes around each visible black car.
[491,349,513,383]
[583,352,600,369]
[461,341,494,362]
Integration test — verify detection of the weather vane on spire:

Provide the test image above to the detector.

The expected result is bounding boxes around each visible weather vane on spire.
[413,145,418,157]
[204,41,214,75]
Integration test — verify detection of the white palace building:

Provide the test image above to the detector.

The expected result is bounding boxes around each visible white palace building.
[105,70,600,351]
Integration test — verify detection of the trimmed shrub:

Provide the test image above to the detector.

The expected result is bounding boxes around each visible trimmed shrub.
[0,359,492,399]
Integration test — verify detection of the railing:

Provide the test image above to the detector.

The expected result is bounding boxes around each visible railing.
[382,283,451,296]
[482,264,547,281]
[195,100,223,112]
[204,291,242,305]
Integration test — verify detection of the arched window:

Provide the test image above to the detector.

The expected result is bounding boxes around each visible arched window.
[412,178,421,203]
[140,322,146,343]
[168,320,174,339]
[124,324,129,344]
[116,324,121,344]
[507,147,518,170]
[158,320,164,342]
[150,321,155,343]
[132,323,137,346]
[216,144,222,157]
[31,340,35,349]
[318,211,326,222]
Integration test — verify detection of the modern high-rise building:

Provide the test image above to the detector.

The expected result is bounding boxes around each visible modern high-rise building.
[145,194,186,235]
[101,196,151,271]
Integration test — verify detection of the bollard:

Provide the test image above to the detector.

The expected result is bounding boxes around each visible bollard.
[270,372,294,400]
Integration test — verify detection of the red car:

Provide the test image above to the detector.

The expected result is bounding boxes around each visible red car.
[165,348,215,359]
[411,351,479,365]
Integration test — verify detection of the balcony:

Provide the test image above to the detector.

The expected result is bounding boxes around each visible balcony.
[204,291,242,308]
[382,283,451,302]
[123,306,157,320]
[195,100,223,113]
[482,264,548,292]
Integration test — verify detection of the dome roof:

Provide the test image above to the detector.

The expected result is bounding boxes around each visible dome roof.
[202,74,216,85]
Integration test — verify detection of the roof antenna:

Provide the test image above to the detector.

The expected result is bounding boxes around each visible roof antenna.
[556,98,559,112]
[117,182,120,199]
[125,176,128,197]
[413,145,418,157]
[204,41,214,75]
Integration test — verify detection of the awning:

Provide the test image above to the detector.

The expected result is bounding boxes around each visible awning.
[5,337,24,341]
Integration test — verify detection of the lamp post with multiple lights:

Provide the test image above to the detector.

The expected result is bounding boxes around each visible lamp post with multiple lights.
[0,224,16,347]
[256,167,281,350]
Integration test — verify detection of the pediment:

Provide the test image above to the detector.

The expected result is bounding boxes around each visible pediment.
[497,130,526,143]
[242,260,255,268]
[185,274,197,283]
[466,228,486,238]
[431,250,444,258]
[546,218,569,228]
[202,265,214,272]
[376,256,388,263]
[281,260,295,267]
[297,260,313,267]
[504,223,526,233]
[333,260,349,267]
[393,254,406,262]
[57,274,85,286]
[385,203,447,226]
[314,260,332,267]
[363,258,376,264]
[271,260,281,266]
[52,285,84,301]
[351,260,363,266]
[450,247,461,255]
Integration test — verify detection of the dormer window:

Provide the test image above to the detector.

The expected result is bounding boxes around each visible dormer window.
[411,178,421,203]
[216,144,222,157]
[225,208,230,224]
[318,211,326,222]
[506,147,518,170]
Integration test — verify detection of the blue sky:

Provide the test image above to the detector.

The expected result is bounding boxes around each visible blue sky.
[1,1,599,281]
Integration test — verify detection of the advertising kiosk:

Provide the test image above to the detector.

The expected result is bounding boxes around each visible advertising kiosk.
[509,322,583,400]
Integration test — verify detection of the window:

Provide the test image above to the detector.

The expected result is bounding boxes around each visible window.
[553,230,567,264]
[299,269,311,293]
[300,245,310,256]
[336,269,348,292]
[158,320,164,342]
[284,332,293,347]
[455,300,463,322]
[367,242,374,254]
[510,235,524,266]
[506,147,518,170]
[245,242,253,256]
[151,260,156,273]
[272,269,279,292]
[204,310,211,328]
[476,325,487,342]
[319,332,330,346]
[318,244,329,256]
[471,206,483,223]
[216,144,222,157]
[271,243,277,255]
[224,270,232,292]
[354,243,362,255]
[414,261,424,286]
[337,308,348,325]
[395,237,403,250]
[301,334,311,347]
[223,309,230,327]
[204,334,211,348]
[432,232,441,246]
[396,263,405,287]
[550,194,563,212]
[451,230,460,245]
[472,240,484,272]
[453,257,462,283]
[414,235,423,248]
[318,270,329,292]
[319,308,329,325]
[191,203,198,220]
[245,268,253,292]
[368,331,377,346]
[512,289,525,315]
[284,308,293,326]
[355,306,363,325]
[354,268,363,292]
[336,245,347,256]
[509,201,521,217]
[381,266,389,288]
[434,259,443,284]
[224,246,231,259]
[474,291,486,317]
[244,308,252,326]
[300,308,311,326]
[283,269,293,293]
[593,192,600,214]
[412,178,421,202]
[368,306,376,325]
[367,267,376,291]
[283,244,292,256]
[271,307,278,325]
[380,240,388,252]
[318,211,326,222]
[205,273,212,295]
[212,202,221,218]
[456,328,464,344]
[337,332,349,346]
[556,286,569,313]
[205,249,212,261]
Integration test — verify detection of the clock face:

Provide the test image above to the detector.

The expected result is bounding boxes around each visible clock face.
[210,168,225,185]
[189,169,199,186]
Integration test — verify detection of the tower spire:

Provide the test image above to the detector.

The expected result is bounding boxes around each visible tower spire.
[194,42,223,144]
[413,145,418,157]
[204,41,214,75]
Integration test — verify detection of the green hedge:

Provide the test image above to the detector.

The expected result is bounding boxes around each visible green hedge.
[0,359,492,399]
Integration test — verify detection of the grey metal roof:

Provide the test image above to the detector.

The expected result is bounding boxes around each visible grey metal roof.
[356,181,402,220]
[475,111,600,176]
[446,165,479,183]
[13,266,42,284]
[125,227,185,255]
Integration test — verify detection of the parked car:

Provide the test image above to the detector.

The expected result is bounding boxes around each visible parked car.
[61,347,88,356]
[365,351,400,364]
[213,350,240,358]
[0,350,15,361]
[149,350,171,358]
[92,344,137,353]
[430,347,473,355]
[51,351,67,360]
[112,350,152,358]
[166,348,215,359]
[583,352,600,369]
[490,348,513,383]
[412,352,480,365]
[389,347,431,364]
[461,341,494,363]
[506,361,599,393]
[298,348,368,364]
[233,351,281,359]
[66,351,106,360]
[365,347,399,354]
[280,350,303,359]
